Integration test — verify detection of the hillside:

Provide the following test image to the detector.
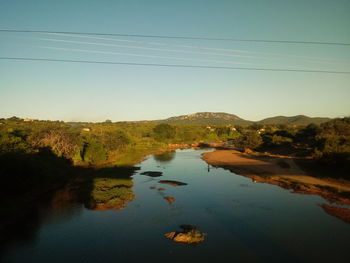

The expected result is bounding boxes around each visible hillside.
[258,115,331,125]
[161,112,252,125]
[155,112,331,125]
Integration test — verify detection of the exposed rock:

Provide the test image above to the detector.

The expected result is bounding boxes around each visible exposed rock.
[168,144,193,149]
[159,180,187,186]
[244,148,253,154]
[163,196,176,204]
[164,232,177,239]
[173,233,194,243]
[321,204,350,223]
[164,225,205,244]
[158,187,165,191]
[140,171,163,177]
[149,186,156,189]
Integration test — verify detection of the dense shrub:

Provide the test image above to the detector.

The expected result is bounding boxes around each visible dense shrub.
[215,127,231,137]
[30,128,81,158]
[0,129,32,154]
[100,130,131,151]
[82,139,108,164]
[153,124,176,141]
[295,123,321,145]
[320,117,350,136]
[235,131,263,150]
[271,135,293,145]
[318,135,350,154]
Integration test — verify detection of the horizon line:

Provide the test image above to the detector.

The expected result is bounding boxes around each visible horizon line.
[2,112,347,124]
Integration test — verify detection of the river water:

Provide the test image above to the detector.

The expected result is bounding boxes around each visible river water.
[2,149,349,262]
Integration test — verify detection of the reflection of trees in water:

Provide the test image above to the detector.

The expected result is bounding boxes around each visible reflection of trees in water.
[0,184,82,260]
[0,165,137,261]
[87,177,135,210]
[0,203,41,258]
[153,151,176,163]
[40,186,84,224]
[81,166,137,211]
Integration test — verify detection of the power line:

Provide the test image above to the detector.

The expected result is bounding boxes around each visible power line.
[8,35,347,64]
[4,34,346,65]
[31,37,266,60]
[0,29,349,46]
[1,57,349,74]
[31,45,262,66]
[41,33,349,64]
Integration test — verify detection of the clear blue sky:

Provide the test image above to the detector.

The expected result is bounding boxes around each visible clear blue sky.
[0,0,349,122]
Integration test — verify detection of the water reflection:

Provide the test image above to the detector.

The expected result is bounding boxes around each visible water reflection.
[153,151,176,163]
[2,149,350,263]
[87,177,135,210]
[0,183,82,259]
[0,166,137,260]
[77,166,138,211]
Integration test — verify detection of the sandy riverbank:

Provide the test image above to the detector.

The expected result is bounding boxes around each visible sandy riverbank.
[202,150,350,207]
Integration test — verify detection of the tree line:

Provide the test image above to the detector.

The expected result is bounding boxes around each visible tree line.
[0,116,349,190]
[231,118,350,177]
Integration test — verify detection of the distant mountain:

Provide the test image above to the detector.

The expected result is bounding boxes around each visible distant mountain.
[161,112,252,125]
[257,115,331,125]
[153,112,331,125]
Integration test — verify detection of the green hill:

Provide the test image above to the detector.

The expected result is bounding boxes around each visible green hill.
[161,112,252,125]
[152,113,332,125]
[258,115,331,125]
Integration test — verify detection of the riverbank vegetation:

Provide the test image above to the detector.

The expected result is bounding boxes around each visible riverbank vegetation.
[0,117,240,166]
[0,116,349,196]
[0,117,238,198]
[0,116,349,253]
[230,117,350,180]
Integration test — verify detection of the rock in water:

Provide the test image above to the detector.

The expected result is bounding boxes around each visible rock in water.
[158,180,187,186]
[163,196,176,204]
[164,225,205,244]
[140,171,163,177]
[164,232,177,239]
[172,233,193,243]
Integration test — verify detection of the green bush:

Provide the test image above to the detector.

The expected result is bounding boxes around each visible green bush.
[0,129,32,155]
[100,130,131,151]
[271,135,293,145]
[235,131,263,150]
[82,139,108,164]
[320,117,350,136]
[153,124,176,141]
[318,135,350,154]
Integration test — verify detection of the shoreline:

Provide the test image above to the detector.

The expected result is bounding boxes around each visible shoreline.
[75,143,200,168]
[202,149,350,206]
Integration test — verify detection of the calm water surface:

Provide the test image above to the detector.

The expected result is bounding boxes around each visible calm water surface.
[2,149,349,262]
